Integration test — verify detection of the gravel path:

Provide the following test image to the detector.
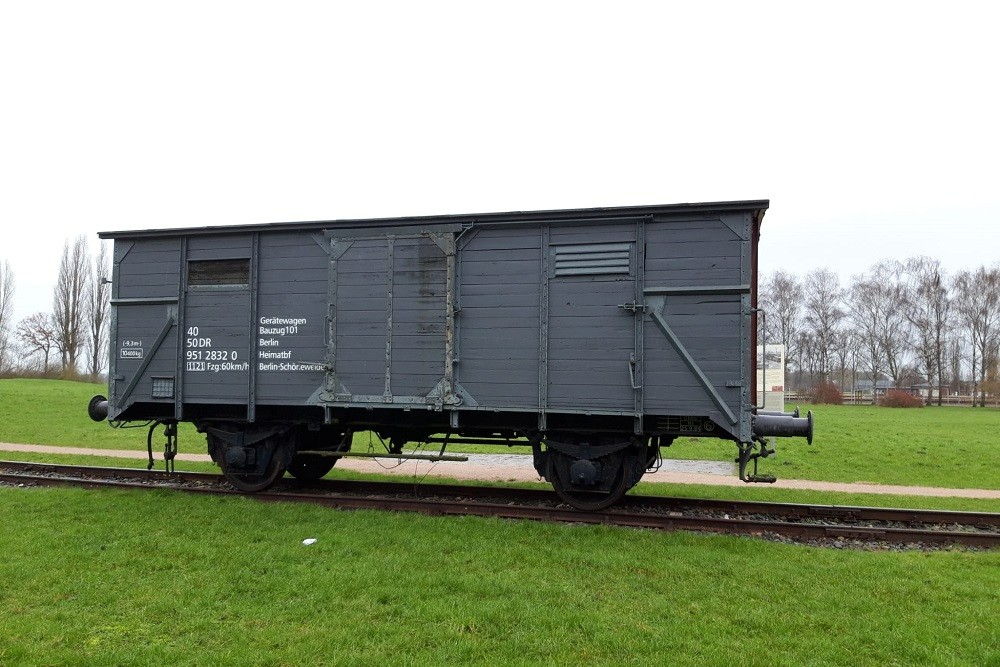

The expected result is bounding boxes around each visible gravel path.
[2,441,998,499]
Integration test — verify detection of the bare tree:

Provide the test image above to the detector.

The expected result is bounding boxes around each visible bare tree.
[87,242,111,377]
[901,257,952,405]
[953,266,1000,407]
[52,236,90,375]
[947,337,965,396]
[832,327,856,390]
[849,262,914,398]
[869,261,910,388]
[802,268,845,385]
[16,313,58,374]
[793,330,817,388]
[760,270,803,381]
[0,260,14,373]
[849,276,887,403]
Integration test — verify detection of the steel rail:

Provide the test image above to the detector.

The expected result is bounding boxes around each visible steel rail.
[3,459,996,528]
[1,460,997,548]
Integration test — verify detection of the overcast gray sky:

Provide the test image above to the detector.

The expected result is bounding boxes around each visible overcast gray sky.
[2,1,998,323]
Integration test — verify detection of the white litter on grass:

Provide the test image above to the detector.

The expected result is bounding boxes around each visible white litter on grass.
[302,538,317,546]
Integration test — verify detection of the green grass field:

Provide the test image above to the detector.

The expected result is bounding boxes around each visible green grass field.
[2,379,1000,665]
[1,486,998,666]
[662,403,1000,490]
[0,378,206,453]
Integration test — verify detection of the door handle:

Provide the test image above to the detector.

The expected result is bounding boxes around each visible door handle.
[629,353,641,390]
[618,302,647,314]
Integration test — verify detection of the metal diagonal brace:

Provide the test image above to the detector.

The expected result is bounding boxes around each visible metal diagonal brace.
[648,309,738,426]
[117,313,177,409]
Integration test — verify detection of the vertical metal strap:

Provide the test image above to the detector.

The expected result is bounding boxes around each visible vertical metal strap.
[174,238,187,421]
[538,225,550,431]
[384,236,395,401]
[442,232,459,426]
[739,211,751,441]
[325,239,339,400]
[247,233,260,423]
[442,234,456,402]
[323,237,354,402]
[108,241,133,413]
[633,218,646,434]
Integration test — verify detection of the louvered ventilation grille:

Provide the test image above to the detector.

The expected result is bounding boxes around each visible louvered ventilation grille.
[552,243,631,277]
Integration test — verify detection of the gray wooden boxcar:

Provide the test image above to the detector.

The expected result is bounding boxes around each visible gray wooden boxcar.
[89,200,811,508]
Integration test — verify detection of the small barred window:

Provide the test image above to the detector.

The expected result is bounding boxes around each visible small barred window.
[188,259,250,287]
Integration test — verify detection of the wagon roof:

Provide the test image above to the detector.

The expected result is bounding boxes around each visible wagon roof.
[98,199,769,239]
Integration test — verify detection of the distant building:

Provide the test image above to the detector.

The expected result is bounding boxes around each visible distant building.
[853,379,895,397]
[909,383,935,400]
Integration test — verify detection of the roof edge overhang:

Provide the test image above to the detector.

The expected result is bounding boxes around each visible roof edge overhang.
[98,199,769,240]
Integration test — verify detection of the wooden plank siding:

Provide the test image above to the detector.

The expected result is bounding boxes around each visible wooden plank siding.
[456,227,541,409]
[641,217,746,416]
[103,201,763,436]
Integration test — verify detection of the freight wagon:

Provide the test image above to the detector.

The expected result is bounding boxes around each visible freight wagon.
[88,200,812,509]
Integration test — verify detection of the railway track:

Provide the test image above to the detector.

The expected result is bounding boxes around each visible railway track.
[2,460,998,549]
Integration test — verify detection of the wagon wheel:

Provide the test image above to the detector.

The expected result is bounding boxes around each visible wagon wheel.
[286,453,336,481]
[222,447,288,493]
[546,449,631,511]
